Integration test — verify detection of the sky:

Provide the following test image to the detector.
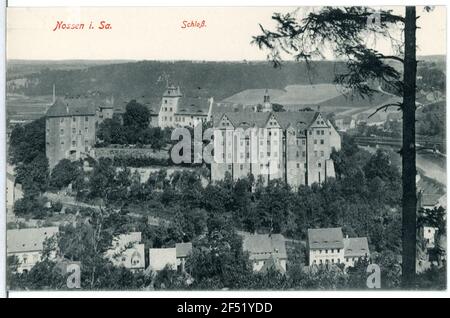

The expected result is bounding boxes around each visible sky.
[6,6,447,61]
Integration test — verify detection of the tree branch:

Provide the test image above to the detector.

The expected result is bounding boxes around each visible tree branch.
[368,102,403,118]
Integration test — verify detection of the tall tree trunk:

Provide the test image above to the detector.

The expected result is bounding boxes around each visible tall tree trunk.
[401,6,417,288]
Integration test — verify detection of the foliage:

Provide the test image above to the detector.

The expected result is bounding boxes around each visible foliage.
[49,159,82,190]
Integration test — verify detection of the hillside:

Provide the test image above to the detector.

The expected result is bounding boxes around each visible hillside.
[7,60,347,100]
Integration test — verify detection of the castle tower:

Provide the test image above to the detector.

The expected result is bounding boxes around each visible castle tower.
[263,89,272,112]
[158,84,182,128]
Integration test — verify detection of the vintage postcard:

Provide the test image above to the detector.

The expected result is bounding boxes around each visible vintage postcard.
[3,4,447,294]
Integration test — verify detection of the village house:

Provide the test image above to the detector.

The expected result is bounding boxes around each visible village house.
[334,115,356,132]
[343,236,370,267]
[212,91,341,187]
[307,227,369,268]
[104,232,145,271]
[7,227,59,273]
[149,247,177,271]
[149,242,193,272]
[242,233,287,274]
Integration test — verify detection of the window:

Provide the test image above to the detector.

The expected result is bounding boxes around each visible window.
[72,128,76,134]
[169,108,172,112]
[320,151,324,157]
[302,151,306,157]
[164,100,167,104]
[296,163,300,168]
[73,117,76,122]
[316,130,320,135]
[240,164,244,170]
[61,141,64,145]
[60,129,64,135]
[320,139,324,145]
[72,140,76,146]
[309,131,312,135]
[314,139,317,145]
[318,163,322,168]
[85,116,89,122]
[267,152,271,157]
[228,164,232,170]
[321,130,325,135]
[314,151,318,157]
[302,140,306,145]
[296,151,300,158]
[274,131,277,136]
[60,118,64,123]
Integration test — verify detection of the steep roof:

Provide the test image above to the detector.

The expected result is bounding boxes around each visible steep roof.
[214,110,320,131]
[274,111,319,130]
[242,233,287,261]
[259,254,286,274]
[175,97,211,116]
[46,98,97,117]
[343,237,370,258]
[7,227,59,253]
[308,227,344,250]
[176,242,193,258]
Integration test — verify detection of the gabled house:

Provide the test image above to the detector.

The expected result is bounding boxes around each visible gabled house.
[307,227,370,268]
[7,227,59,273]
[242,233,287,274]
[105,232,145,271]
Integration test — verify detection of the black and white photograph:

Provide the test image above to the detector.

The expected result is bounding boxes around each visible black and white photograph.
[2,2,448,296]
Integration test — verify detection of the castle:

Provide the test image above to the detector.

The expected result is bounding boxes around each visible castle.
[211,91,341,187]
[45,85,213,168]
[45,97,114,168]
[157,84,213,128]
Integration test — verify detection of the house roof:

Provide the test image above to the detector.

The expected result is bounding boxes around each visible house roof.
[176,242,193,258]
[7,227,59,253]
[46,98,98,117]
[214,110,320,131]
[308,227,344,250]
[259,254,286,274]
[422,193,445,207]
[343,237,370,258]
[175,98,211,116]
[242,233,287,261]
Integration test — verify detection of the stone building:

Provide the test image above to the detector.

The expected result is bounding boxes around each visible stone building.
[7,227,59,273]
[211,107,341,188]
[45,98,102,168]
[158,85,213,128]
[307,227,370,268]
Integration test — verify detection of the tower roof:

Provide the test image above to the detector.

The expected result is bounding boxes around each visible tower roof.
[163,85,182,97]
[46,98,97,117]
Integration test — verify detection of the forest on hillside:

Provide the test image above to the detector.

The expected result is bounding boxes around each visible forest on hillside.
[7,60,347,100]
